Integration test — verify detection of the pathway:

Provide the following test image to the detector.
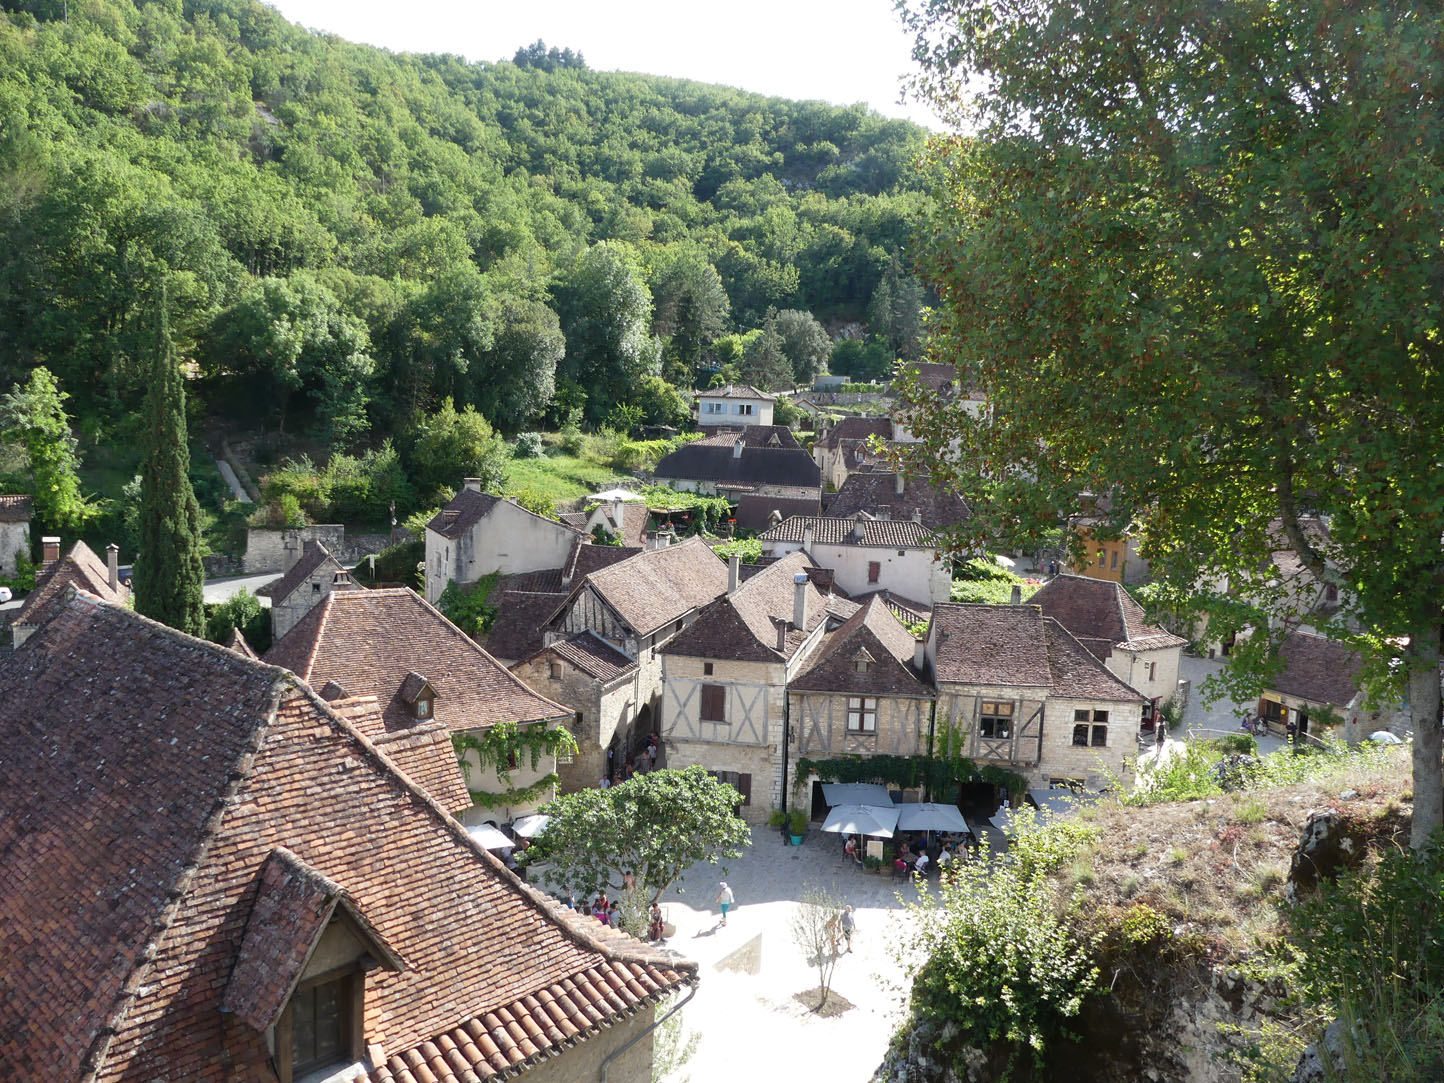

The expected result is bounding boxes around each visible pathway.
[652,826,927,1083]
[1178,653,1287,755]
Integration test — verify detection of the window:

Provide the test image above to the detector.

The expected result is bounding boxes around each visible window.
[311,579,322,594]
[549,662,561,680]
[1110,549,1119,570]
[289,974,352,1078]
[1324,583,1339,602]
[1097,549,1106,566]
[1073,708,1109,746]
[979,700,1013,739]
[853,657,871,674]
[703,401,725,414]
[867,561,881,584]
[415,698,431,719]
[703,662,714,676]
[700,683,726,722]
[847,697,878,732]
[736,403,754,416]
[1145,661,1156,681]
[711,770,752,805]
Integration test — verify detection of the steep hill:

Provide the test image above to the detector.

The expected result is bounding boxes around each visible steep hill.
[0,0,930,440]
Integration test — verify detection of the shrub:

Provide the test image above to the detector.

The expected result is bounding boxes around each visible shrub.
[205,590,272,654]
[788,809,808,836]
[370,538,423,587]
[514,431,546,459]
[557,424,585,456]
[1211,732,1259,756]
[508,489,556,518]
[438,574,499,639]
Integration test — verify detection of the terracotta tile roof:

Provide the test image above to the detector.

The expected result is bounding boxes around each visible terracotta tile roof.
[699,383,777,401]
[571,537,729,637]
[824,472,972,531]
[1029,574,1185,656]
[330,695,472,814]
[227,627,260,659]
[222,847,403,1032]
[527,632,638,684]
[1271,631,1364,707]
[734,493,821,533]
[10,539,126,631]
[929,602,1144,702]
[0,596,695,1083]
[663,551,829,663]
[0,494,31,521]
[759,514,936,548]
[791,595,930,696]
[254,540,347,600]
[816,416,892,452]
[654,433,819,490]
[490,539,643,595]
[264,587,569,733]
[895,361,960,395]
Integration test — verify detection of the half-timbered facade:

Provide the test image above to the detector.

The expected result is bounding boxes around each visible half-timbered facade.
[660,551,840,821]
[787,596,933,806]
[927,603,1146,791]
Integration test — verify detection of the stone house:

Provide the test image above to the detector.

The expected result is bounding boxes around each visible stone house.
[424,481,581,604]
[508,537,731,786]
[787,595,934,811]
[0,591,692,1083]
[0,494,30,577]
[255,539,361,640]
[758,513,952,604]
[1256,630,1391,743]
[652,426,820,500]
[926,602,1146,792]
[660,551,844,821]
[695,383,776,427]
[559,495,649,548]
[1029,573,1186,718]
[812,417,892,490]
[9,537,127,649]
[264,586,571,826]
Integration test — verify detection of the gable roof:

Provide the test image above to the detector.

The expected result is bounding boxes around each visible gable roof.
[1029,573,1186,658]
[759,514,936,548]
[734,493,821,533]
[10,539,125,631]
[662,550,829,663]
[825,471,972,531]
[486,538,643,596]
[816,416,892,452]
[0,595,693,1083]
[527,631,639,684]
[426,488,581,543]
[654,432,819,490]
[1270,631,1364,707]
[328,694,472,814]
[791,595,930,696]
[569,536,729,637]
[254,540,347,601]
[0,494,31,522]
[481,589,571,663]
[929,602,1145,702]
[699,383,777,401]
[895,361,960,396]
[264,587,568,733]
[227,627,260,660]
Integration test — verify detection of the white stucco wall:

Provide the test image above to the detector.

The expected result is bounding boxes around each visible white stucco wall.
[698,397,774,426]
[426,498,578,603]
[764,538,949,603]
[1104,645,1182,707]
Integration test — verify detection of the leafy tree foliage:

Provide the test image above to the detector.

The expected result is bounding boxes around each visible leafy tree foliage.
[650,247,732,380]
[773,309,831,386]
[511,40,586,72]
[554,242,656,422]
[0,366,90,530]
[134,297,206,637]
[405,398,509,501]
[521,765,751,904]
[899,0,1444,845]
[739,313,794,391]
[205,589,271,654]
[867,252,926,362]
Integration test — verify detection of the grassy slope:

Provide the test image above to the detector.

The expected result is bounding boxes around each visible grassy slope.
[503,455,633,506]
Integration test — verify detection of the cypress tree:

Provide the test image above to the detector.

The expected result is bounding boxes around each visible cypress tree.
[134,290,206,636]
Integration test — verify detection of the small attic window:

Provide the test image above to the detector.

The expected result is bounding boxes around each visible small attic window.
[398,671,435,721]
[854,658,872,673]
[415,695,432,719]
[311,579,322,593]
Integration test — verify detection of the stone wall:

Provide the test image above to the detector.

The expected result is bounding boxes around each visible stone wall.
[1036,697,1141,789]
[520,1004,658,1083]
[242,526,392,574]
[0,520,29,578]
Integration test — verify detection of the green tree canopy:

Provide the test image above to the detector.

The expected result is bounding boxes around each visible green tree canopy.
[405,397,509,501]
[738,312,794,392]
[521,765,751,904]
[554,242,657,423]
[867,251,926,362]
[773,309,831,386]
[0,366,90,531]
[900,0,1444,846]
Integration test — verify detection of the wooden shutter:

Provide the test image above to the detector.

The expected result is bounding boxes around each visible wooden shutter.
[700,684,725,722]
[736,773,752,806]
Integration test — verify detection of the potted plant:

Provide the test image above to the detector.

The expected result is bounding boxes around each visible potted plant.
[788,808,808,845]
[863,855,883,874]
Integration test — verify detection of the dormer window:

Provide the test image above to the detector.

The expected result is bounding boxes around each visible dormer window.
[311,579,321,594]
[399,671,436,722]
[415,696,432,719]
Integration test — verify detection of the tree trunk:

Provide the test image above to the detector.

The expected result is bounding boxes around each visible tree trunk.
[1408,626,1443,851]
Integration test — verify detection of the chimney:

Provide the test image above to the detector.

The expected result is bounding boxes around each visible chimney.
[775,618,787,652]
[612,498,624,531]
[802,523,814,552]
[41,536,60,571]
[792,571,809,629]
[106,543,119,593]
[877,505,891,520]
[913,509,923,524]
[728,554,741,594]
[852,517,866,542]
[895,473,905,496]
[463,478,482,493]
[1010,584,1023,605]
[913,638,927,673]
[733,438,744,460]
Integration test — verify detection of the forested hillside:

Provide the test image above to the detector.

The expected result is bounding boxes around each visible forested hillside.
[0,0,931,451]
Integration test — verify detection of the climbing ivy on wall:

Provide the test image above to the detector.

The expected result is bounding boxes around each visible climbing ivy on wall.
[453,721,579,808]
[795,720,1029,801]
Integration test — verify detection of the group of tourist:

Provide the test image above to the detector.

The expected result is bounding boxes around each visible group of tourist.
[843,831,976,879]
[600,732,662,788]
[558,887,670,942]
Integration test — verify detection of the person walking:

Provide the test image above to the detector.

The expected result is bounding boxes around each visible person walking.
[715,881,734,926]
[840,905,855,953]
